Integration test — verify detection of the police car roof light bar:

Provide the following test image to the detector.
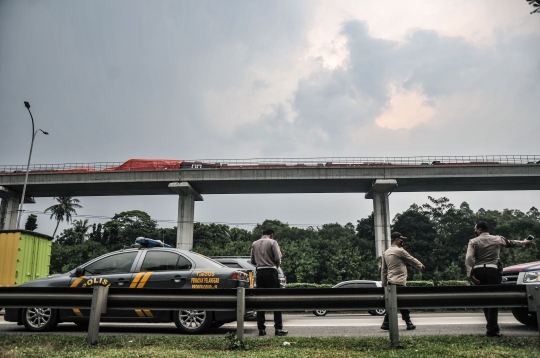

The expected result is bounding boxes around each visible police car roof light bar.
[135,237,172,248]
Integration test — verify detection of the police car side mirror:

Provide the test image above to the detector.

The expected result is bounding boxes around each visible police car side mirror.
[74,267,85,277]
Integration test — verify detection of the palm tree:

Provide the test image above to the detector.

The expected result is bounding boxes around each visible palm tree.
[72,219,91,244]
[45,197,82,238]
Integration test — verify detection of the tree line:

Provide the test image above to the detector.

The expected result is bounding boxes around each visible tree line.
[39,196,540,284]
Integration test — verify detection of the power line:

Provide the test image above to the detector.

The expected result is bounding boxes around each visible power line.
[21,210,332,228]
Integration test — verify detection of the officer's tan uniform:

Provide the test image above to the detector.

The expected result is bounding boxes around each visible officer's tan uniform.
[380,244,424,330]
[465,233,527,277]
[381,246,424,287]
[465,232,529,335]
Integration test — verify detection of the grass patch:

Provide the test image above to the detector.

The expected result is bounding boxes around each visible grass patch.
[0,334,539,357]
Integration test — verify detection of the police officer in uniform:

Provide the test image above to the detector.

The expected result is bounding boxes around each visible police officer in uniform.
[465,221,532,337]
[251,228,288,337]
[380,232,425,331]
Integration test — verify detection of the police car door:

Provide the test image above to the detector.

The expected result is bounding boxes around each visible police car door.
[135,250,194,289]
[66,251,140,319]
[130,250,194,320]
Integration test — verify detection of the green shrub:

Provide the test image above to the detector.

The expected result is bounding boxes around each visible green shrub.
[407,280,434,287]
[290,281,469,288]
[287,283,333,288]
[407,280,469,287]
[437,280,469,286]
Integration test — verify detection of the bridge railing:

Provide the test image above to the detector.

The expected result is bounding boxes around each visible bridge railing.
[1,155,539,173]
[1,285,539,347]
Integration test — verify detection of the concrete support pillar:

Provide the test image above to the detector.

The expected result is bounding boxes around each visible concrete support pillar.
[365,179,398,258]
[0,187,22,230]
[373,191,392,258]
[168,182,203,250]
[177,193,195,250]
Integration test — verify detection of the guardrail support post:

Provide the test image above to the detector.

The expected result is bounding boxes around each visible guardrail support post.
[526,284,540,336]
[237,287,245,343]
[87,285,109,346]
[384,285,400,347]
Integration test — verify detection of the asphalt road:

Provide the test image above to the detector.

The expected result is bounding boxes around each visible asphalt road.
[1,312,538,337]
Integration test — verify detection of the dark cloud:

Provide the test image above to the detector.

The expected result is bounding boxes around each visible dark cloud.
[342,21,397,102]
[234,103,297,156]
[234,19,539,156]
[0,1,314,163]
[399,31,484,95]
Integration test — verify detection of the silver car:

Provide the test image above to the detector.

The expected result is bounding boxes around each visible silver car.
[312,280,386,316]
[210,256,287,288]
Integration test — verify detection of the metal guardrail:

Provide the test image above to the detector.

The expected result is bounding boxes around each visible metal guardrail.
[1,285,539,347]
[0,155,539,173]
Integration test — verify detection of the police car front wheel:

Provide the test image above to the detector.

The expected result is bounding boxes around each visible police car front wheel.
[313,310,328,316]
[173,310,213,334]
[368,309,386,316]
[21,308,59,332]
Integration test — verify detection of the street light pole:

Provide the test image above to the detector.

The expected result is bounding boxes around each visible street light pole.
[16,101,48,230]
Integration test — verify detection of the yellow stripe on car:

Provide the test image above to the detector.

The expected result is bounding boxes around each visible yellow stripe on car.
[130,272,145,288]
[70,276,86,288]
[134,309,154,317]
[136,272,153,288]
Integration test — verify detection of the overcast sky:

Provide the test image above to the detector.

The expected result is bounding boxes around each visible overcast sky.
[1,1,539,236]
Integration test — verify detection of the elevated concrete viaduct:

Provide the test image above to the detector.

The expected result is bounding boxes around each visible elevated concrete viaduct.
[1,161,540,255]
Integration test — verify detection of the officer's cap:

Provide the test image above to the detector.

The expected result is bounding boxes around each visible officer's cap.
[391,232,407,240]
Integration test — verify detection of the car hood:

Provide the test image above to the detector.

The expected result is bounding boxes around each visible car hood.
[18,273,71,286]
[503,261,540,274]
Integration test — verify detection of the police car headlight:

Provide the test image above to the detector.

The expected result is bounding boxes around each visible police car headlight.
[523,271,540,283]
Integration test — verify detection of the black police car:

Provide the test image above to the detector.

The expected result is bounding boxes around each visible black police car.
[4,243,249,334]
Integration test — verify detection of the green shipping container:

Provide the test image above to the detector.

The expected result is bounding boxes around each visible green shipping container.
[0,230,53,287]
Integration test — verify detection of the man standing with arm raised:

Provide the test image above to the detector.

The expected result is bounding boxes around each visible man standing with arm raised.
[251,228,288,337]
[465,221,532,337]
[380,232,425,331]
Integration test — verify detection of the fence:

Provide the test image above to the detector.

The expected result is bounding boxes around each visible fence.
[1,284,539,347]
[1,155,539,173]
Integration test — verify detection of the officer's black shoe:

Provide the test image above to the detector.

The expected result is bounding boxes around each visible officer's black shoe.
[405,321,416,330]
[380,323,389,331]
[275,329,288,336]
[486,331,502,337]
[258,329,266,336]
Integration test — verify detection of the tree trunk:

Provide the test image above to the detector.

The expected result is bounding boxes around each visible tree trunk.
[52,221,60,239]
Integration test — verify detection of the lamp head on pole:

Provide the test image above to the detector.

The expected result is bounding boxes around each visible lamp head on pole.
[39,129,49,135]
[24,101,31,109]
